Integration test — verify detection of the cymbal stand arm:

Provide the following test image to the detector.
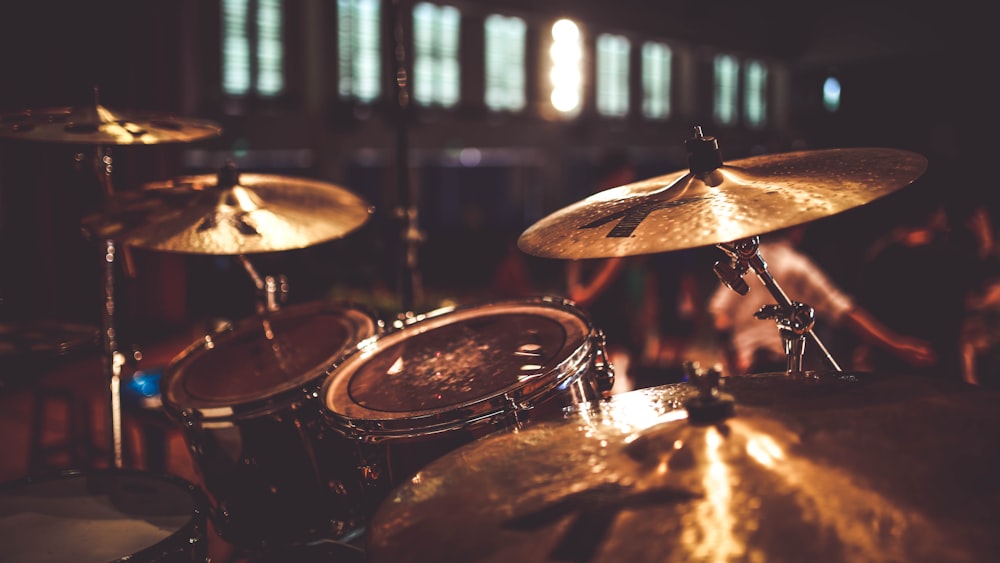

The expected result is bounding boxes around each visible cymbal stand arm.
[717,236,842,373]
[236,254,287,314]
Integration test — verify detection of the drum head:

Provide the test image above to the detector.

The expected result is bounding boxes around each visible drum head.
[164,301,378,416]
[0,469,203,563]
[323,297,592,435]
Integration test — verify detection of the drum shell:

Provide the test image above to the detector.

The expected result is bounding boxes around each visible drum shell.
[0,468,209,563]
[318,296,613,522]
[160,301,381,548]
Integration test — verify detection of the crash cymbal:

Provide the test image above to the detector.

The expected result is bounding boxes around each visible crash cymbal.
[518,131,927,258]
[367,371,1000,562]
[82,163,374,254]
[0,105,222,145]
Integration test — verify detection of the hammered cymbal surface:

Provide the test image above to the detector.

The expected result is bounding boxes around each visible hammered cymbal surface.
[518,148,927,258]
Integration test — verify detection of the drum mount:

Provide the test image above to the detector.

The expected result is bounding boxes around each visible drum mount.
[713,235,842,374]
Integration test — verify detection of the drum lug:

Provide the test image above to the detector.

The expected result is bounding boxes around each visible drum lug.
[501,394,533,428]
[360,462,382,485]
[590,329,616,397]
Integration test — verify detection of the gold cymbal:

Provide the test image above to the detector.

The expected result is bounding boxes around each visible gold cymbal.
[0,105,222,145]
[83,164,374,254]
[367,372,1000,563]
[518,144,927,259]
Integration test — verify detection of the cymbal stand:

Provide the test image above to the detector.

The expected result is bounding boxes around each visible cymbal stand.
[236,254,288,314]
[713,235,842,374]
[88,144,129,469]
[388,0,423,313]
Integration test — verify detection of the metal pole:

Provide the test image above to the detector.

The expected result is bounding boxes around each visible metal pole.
[719,236,843,373]
[388,0,421,313]
[102,239,126,468]
[93,141,127,468]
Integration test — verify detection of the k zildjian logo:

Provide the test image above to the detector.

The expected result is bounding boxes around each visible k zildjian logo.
[579,197,709,238]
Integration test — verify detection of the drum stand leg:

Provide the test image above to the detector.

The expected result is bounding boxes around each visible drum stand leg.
[714,235,842,374]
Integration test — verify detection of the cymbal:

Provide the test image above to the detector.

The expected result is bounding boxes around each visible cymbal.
[0,105,222,145]
[82,164,374,254]
[367,372,1000,562]
[518,144,928,259]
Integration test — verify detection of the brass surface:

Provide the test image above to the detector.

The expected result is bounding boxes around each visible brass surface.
[0,105,222,145]
[83,173,374,254]
[518,148,927,258]
[368,372,1000,563]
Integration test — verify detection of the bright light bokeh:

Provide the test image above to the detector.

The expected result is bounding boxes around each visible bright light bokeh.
[548,18,583,116]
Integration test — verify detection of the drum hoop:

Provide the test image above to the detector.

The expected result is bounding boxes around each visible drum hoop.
[162,300,381,420]
[0,468,209,563]
[321,295,596,437]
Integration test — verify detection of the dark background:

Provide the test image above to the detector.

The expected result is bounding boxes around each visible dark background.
[0,0,992,337]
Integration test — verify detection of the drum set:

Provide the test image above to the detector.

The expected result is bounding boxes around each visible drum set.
[2,104,998,562]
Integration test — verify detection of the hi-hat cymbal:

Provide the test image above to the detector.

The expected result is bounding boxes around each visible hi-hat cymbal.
[367,372,1000,563]
[0,105,222,145]
[82,164,374,254]
[518,139,927,259]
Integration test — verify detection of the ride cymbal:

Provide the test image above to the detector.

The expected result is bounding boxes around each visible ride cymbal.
[518,131,927,259]
[367,371,1000,563]
[0,105,222,145]
[83,163,374,254]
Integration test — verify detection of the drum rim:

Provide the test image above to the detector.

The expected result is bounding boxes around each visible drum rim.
[0,467,209,563]
[161,300,382,420]
[321,295,597,436]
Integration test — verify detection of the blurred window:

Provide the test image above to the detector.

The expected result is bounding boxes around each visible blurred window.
[222,0,284,98]
[596,33,630,117]
[823,76,842,112]
[484,14,527,112]
[743,58,767,128]
[413,2,461,108]
[547,18,584,118]
[338,0,382,103]
[713,53,739,126]
[641,41,672,120]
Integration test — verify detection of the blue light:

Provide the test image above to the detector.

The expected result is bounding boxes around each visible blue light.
[129,369,163,398]
[822,76,841,112]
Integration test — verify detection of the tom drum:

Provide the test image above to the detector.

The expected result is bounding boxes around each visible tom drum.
[160,300,381,549]
[318,296,615,524]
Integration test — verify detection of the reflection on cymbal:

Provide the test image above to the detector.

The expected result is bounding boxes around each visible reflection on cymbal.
[518,144,927,259]
[0,105,222,145]
[368,372,1000,563]
[82,164,374,254]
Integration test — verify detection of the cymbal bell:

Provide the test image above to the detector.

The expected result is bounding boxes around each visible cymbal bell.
[82,163,374,254]
[0,105,222,145]
[518,133,927,259]
[367,371,1000,563]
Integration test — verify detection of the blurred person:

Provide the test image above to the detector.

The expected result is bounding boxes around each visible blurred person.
[856,182,990,382]
[565,149,654,393]
[708,225,937,376]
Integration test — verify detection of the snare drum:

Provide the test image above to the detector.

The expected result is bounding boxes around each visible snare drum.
[161,300,381,549]
[0,469,208,563]
[318,296,614,522]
